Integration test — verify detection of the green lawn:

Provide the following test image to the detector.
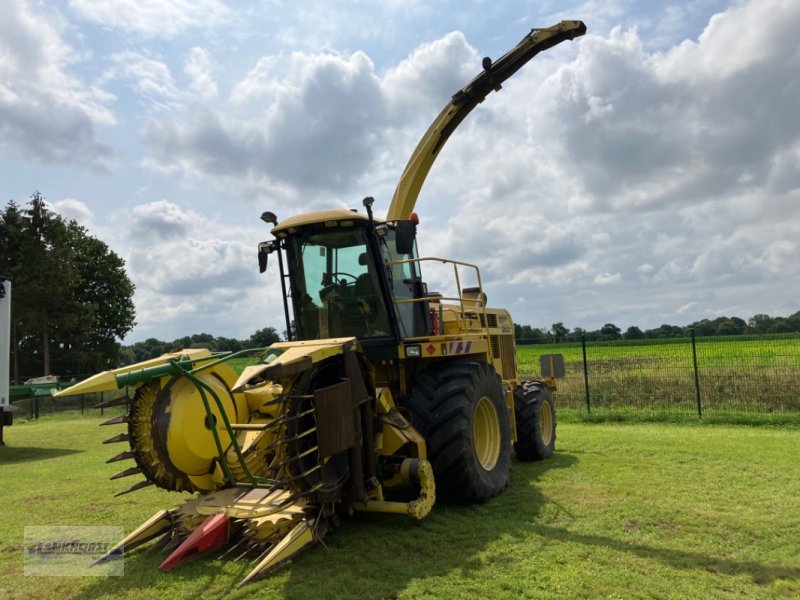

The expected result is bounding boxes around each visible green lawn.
[1,415,798,599]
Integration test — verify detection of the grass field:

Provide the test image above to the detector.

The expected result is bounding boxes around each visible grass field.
[517,335,800,417]
[1,415,798,599]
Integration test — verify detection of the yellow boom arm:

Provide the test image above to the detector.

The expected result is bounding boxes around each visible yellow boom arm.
[386,20,586,221]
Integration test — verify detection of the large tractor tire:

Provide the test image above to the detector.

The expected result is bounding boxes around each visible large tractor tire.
[407,360,511,504]
[513,381,556,461]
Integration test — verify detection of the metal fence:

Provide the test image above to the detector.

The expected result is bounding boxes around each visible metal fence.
[10,388,128,421]
[517,331,800,419]
[11,332,800,422]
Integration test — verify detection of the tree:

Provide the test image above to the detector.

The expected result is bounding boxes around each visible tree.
[767,318,791,333]
[689,319,716,336]
[645,324,685,338]
[571,327,586,340]
[54,220,136,374]
[729,317,747,333]
[0,193,136,379]
[249,326,281,347]
[747,314,773,334]
[715,319,739,336]
[599,323,622,340]
[515,324,547,341]
[550,322,569,342]
[624,326,644,340]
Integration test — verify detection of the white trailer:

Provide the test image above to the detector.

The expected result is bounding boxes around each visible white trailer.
[1,276,11,445]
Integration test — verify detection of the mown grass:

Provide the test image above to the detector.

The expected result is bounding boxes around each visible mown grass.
[1,415,799,599]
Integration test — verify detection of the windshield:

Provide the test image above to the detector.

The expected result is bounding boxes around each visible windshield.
[287,227,392,340]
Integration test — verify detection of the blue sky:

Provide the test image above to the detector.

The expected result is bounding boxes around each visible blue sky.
[2,0,798,342]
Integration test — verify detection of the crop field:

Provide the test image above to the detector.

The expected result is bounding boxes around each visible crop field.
[1,415,799,599]
[517,335,800,419]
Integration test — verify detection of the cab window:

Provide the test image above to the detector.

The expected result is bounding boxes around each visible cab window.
[288,228,391,340]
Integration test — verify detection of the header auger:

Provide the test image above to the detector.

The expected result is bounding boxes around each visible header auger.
[56,20,583,587]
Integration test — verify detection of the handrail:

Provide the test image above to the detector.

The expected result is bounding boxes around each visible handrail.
[386,256,491,341]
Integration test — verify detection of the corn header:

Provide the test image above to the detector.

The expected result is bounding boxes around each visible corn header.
[56,20,583,586]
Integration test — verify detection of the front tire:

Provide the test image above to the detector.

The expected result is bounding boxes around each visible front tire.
[407,360,512,504]
[514,381,556,461]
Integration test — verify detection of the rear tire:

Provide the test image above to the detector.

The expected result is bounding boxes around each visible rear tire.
[407,360,511,504]
[514,381,556,461]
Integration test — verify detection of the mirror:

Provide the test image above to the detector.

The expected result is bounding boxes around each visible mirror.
[258,241,272,273]
[395,220,416,255]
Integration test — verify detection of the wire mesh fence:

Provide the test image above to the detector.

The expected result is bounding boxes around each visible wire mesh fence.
[10,332,800,423]
[9,389,128,421]
[517,332,800,419]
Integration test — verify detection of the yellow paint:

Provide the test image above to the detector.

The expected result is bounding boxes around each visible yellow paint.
[159,364,246,491]
[196,487,305,519]
[238,519,316,587]
[231,338,357,392]
[243,382,283,414]
[53,348,213,397]
[353,458,435,519]
[473,395,501,471]
[271,209,368,234]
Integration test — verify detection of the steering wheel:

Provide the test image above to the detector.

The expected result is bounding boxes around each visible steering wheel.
[331,272,358,285]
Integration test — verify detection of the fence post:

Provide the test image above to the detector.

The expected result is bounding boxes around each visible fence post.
[691,328,702,418]
[582,334,591,413]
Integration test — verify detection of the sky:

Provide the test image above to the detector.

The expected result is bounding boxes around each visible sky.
[2,0,798,342]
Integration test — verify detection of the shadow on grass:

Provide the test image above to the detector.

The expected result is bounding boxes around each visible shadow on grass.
[535,526,800,585]
[0,446,81,464]
[273,452,580,600]
[68,453,576,600]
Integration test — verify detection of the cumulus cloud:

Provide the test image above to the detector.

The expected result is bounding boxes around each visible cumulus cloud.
[381,31,480,124]
[69,0,229,37]
[143,49,388,200]
[122,199,284,340]
[0,0,115,168]
[129,199,193,240]
[184,48,218,99]
[140,31,483,208]
[230,57,277,105]
[593,272,622,285]
[50,198,94,225]
[102,52,180,105]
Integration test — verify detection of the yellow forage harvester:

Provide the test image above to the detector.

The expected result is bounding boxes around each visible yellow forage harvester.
[56,20,584,587]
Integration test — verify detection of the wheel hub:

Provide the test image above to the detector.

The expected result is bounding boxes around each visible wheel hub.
[473,395,501,471]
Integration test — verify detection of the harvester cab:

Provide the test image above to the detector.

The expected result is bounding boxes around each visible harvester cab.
[261,203,429,353]
[54,20,583,586]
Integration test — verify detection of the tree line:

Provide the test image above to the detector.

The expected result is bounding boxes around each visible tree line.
[516,312,800,343]
[121,327,281,366]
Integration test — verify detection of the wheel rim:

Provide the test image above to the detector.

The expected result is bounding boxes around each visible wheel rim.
[473,395,501,471]
[539,399,554,446]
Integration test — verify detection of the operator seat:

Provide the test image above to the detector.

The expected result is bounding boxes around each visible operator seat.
[354,253,372,298]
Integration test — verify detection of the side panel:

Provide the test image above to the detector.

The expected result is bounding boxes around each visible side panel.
[0,278,10,409]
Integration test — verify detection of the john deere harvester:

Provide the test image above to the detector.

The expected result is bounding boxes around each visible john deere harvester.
[56,20,584,586]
